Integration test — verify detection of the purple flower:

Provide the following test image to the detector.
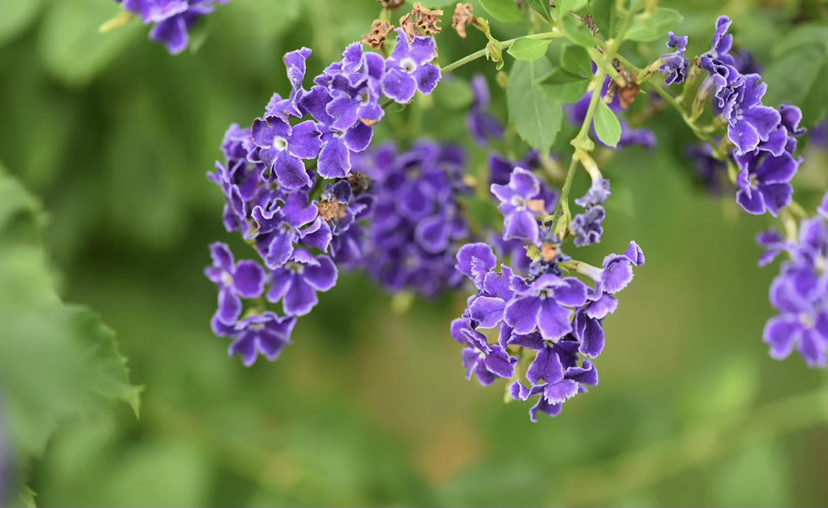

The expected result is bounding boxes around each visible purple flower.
[503,274,588,341]
[381,29,441,103]
[118,0,228,55]
[491,167,548,244]
[251,191,320,268]
[250,116,322,190]
[267,250,338,316]
[213,312,297,367]
[205,243,267,324]
[462,345,518,386]
[735,151,798,216]
[468,74,505,145]
[266,48,313,120]
[660,32,690,85]
[572,179,611,247]
[511,343,598,421]
[764,264,828,367]
[757,230,790,266]
[687,143,729,195]
[723,75,781,156]
[577,241,646,294]
[323,44,386,131]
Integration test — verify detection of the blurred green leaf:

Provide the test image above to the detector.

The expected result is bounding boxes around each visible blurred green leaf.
[763,44,827,124]
[713,440,790,506]
[542,69,589,104]
[479,0,526,24]
[594,99,621,147]
[507,59,562,154]
[507,37,552,61]
[555,0,577,17]
[772,23,828,58]
[624,8,682,42]
[435,78,475,110]
[562,14,599,47]
[38,0,139,86]
[588,0,615,39]
[0,0,43,48]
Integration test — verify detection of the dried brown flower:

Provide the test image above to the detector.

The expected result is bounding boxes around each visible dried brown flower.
[318,200,349,222]
[541,243,558,262]
[399,13,419,41]
[412,2,443,36]
[362,19,394,51]
[452,3,475,38]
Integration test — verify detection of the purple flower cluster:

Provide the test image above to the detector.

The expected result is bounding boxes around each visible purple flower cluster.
[659,32,690,85]
[699,17,805,216]
[206,32,441,365]
[759,195,828,367]
[115,0,229,55]
[351,141,474,297]
[572,179,611,247]
[452,168,645,421]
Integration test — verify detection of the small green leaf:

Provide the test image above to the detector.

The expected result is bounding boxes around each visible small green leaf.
[507,59,563,153]
[560,44,592,77]
[593,99,621,147]
[434,78,475,110]
[479,0,526,24]
[624,8,683,42]
[562,14,598,47]
[556,0,577,16]
[525,0,553,23]
[507,38,552,61]
[588,0,615,39]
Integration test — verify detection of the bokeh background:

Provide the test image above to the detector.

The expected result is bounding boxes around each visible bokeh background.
[1,0,827,505]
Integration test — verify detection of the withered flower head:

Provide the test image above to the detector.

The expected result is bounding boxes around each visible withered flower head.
[399,13,419,41]
[362,19,394,51]
[412,2,443,36]
[318,200,349,222]
[452,3,475,38]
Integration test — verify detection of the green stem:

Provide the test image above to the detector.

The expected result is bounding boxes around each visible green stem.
[440,30,565,74]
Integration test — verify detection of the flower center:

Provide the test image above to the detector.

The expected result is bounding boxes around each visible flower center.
[288,262,304,274]
[221,271,234,287]
[800,312,815,329]
[400,57,417,73]
[273,136,289,151]
[249,322,266,331]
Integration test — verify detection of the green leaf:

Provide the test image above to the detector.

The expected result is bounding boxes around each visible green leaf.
[624,8,683,42]
[0,168,140,458]
[714,441,790,506]
[542,69,590,104]
[562,14,598,47]
[525,0,553,23]
[560,44,592,77]
[763,44,828,116]
[507,59,563,153]
[507,38,553,61]
[0,0,43,48]
[593,99,621,147]
[479,0,526,24]
[555,0,577,16]
[588,0,615,39]
[772,23,828,58]
[39,0,140,86]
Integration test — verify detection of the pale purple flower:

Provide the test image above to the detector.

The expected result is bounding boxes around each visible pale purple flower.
[660,32,690,85]
[205,243,267,324]
[212,312,297,367]
[250,116,322,189]
[381,29,441,103]
[267,250,338,316]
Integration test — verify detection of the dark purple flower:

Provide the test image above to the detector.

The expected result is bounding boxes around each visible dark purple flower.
[251,191,320,268]
[468,74,505,145]
[323,44,386,131]
[724,75,781,155]
[212,312,297,367]
[267,250,338,316]
[250,116,322,189]
[572,179,611,247]
[503,274,588,341]
[381,29,441,103]
[660,32,690,85]
[266,48,313,120]
[577,241,646,294]
[735,151,798,216]
[491,167,547,244]
[757,230,789,266]
[462,345,518,386]
[205,243,267,324]
[119,0,229,55]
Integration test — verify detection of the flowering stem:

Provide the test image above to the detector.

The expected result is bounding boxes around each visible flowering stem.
[439,30,564,74]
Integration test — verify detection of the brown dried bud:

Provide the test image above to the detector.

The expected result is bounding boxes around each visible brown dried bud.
[362,19,394,51]
[412,2,443,36]
[541,243,558,262]
[399,13,419,41]
[347,172,373,194]
[619,80,641,109]
[378,0,406,9]
[452,3,474,38]
[318,200,349,222]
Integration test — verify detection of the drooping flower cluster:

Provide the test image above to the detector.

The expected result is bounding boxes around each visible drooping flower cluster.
[452,168,645,421]
[571,178,611,247]
[659,32,690,85]
[115,0,229,55]
[206,31,441,365]
[759,195,828,368]
[351,141,474,296]
[699,16,805,216]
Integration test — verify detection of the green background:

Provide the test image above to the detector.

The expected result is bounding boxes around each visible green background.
[0,0,827,505]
